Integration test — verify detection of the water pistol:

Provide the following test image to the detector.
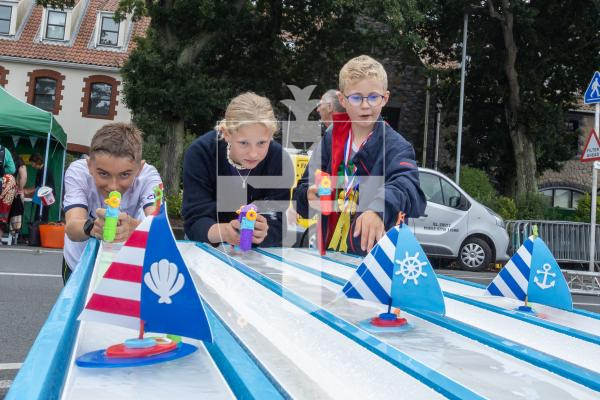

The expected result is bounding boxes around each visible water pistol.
[237,204,258,252]
[103,191,122,242]
[152,183,164,216]
[315,169,333,215]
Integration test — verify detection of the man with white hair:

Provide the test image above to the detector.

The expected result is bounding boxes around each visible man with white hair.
[317,89,345,129]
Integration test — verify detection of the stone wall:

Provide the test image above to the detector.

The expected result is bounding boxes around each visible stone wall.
[538,110,596,192]
[381,58,437,166]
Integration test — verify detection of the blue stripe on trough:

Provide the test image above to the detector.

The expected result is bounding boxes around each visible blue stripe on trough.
[6,239,100,400]
[7,240,286,400]
[296,248,359,269]
[261,249,600,392]
[441,292,600,346]
[203,244,484,400]
[203,304,287,399]
[438,274,600,321]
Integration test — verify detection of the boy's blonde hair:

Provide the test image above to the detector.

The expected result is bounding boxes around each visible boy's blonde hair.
[215,92,278,137]
[339,55,388,93]
[90,122,143,162]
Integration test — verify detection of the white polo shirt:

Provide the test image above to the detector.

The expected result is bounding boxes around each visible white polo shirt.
[62,159,162,270]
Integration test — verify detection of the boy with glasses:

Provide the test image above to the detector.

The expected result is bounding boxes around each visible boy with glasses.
[293,55,426,255]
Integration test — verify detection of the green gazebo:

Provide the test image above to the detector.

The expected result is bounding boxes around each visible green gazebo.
[0,86,67,222]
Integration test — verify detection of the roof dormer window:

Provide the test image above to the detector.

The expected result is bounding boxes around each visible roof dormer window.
[46,10,67,40]
[0,5,12,35]
[95,12,128,49]
[99,15,119,46]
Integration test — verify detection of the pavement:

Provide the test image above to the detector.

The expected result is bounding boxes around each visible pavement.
[0,245,63,399]
[0,246,599,398]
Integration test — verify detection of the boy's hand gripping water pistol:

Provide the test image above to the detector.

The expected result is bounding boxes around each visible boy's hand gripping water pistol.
[315,169,333,215]
[103,191,122,242]
[237,204,258,252]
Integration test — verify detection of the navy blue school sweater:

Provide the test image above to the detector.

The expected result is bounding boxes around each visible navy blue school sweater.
[183,130,295,246]
[293,114,426,256]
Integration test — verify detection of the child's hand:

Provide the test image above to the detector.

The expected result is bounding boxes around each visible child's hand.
[353,211,385,252]
[114,212,139,243]
[252,214,269,245]
[307,185,321,210]
[93,208,107,239]
[224,220,241,245]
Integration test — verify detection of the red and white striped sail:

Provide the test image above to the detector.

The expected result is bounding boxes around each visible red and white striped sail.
[78,215,154,330]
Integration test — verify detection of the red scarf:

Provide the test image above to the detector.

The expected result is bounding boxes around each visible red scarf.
[325,112,353,244]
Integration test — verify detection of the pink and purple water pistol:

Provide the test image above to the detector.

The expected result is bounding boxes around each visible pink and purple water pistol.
[236,204,258,252]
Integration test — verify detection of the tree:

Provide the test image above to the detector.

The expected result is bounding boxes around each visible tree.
[43,0,430,194]
[121,0,430,193]
[421,0,600,197]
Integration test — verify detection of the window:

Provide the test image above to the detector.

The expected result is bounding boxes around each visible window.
[99,15,119,46]
[46,10,66,40]
[88,82,113,115]
[419,172,444,205]
[419,172,466,209]
[0,5,10,35]
[540,188,583,210]
[81,75,120,119]
[0,66,8,86]
[33,78,57,111]
[440,178,463,208]
[26,69,65,114]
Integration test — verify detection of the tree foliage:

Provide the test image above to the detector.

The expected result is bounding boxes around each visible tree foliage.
[119,0,431,193]
[420,0,600,196]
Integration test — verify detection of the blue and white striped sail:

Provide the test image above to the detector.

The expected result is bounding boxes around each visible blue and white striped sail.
[342,224,446,316]
[486,237,534,301]
[485,236,572,311]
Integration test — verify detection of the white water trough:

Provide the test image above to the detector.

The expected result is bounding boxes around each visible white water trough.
[7,241,600,399]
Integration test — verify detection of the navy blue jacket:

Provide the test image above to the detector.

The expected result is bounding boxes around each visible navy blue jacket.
[293,114,426,255]
[183,131,295,246]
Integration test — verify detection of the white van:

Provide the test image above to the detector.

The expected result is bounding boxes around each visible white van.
[414,168,510,271]
[298,167,510,271]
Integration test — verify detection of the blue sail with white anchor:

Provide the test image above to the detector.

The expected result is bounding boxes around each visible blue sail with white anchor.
[342,224,446,315]
[485,236,572,311]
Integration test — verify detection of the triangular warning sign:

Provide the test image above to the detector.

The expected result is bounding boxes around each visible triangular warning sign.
[580,129,600,162]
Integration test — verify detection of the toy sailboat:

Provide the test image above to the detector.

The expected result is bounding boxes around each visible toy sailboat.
[76,189,212,368]
[485,230,573,315]
[341,214,446,333]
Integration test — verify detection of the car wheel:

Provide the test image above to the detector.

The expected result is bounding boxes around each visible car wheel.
[300,224,318,248]
[458,237,492,271]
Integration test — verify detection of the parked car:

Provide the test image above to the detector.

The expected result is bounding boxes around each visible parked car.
[412,168,510,270]
[298,167,510,271]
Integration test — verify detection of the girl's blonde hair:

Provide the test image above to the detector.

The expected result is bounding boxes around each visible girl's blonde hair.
[216,92,279,138]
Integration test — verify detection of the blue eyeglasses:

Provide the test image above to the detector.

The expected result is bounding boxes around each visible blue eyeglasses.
[344,93,385,107]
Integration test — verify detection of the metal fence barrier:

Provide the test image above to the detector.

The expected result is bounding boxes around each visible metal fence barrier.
[506,220,600,264]
[506,220,600,295]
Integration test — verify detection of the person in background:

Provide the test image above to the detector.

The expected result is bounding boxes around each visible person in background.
[0,144,16,241]
[317,89,345,131]
[8,152,27,237]
[24,153,54,222]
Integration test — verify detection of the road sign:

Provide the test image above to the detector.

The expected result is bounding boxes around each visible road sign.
[580,129,600,162]
[584,71,600,104]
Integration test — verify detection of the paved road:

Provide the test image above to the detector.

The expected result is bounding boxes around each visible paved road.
[0,246,63,399]
[0,247,599,398]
